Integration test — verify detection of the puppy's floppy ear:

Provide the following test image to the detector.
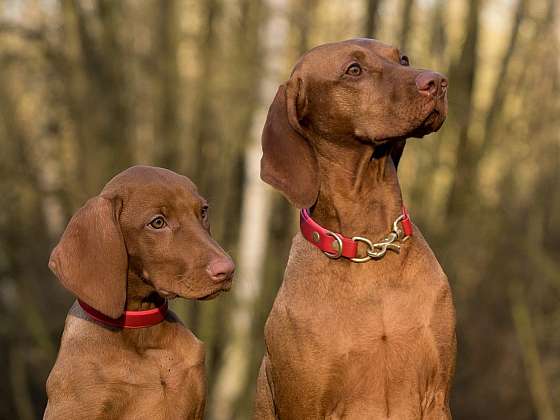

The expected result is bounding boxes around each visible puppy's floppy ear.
[260,78,319,209]
[391,139,407,169]
[48,195,127,319]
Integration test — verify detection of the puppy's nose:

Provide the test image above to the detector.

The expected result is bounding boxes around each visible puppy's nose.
[415,71,448,97]
[206,257,235,282]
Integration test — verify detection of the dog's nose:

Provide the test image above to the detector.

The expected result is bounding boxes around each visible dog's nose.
[207,257,235,282]
[415,71,447,97]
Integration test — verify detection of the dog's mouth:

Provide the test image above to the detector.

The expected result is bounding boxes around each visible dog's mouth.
[424,109,441,127]
[367,99,447,145]
[196,278,233,301]
[409,107,445,138]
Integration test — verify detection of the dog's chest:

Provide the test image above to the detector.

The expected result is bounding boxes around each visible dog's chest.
[47,318,205,420]
[111,348,202,418]
[267,267,445,415]
[57,347,204,420]
[120,348,192,391]
[273,281,438,357]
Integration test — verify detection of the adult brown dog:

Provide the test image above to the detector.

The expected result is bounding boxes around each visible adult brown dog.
[254,39,455,419]
[45,166,234,420]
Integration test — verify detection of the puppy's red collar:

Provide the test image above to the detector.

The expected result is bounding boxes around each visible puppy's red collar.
[78,299,168,329]
[300,206,413,262]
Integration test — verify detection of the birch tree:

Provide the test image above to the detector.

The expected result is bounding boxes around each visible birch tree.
[209,0,290,418]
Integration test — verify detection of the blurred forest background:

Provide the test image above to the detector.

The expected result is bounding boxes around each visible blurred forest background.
[0,0,558,419]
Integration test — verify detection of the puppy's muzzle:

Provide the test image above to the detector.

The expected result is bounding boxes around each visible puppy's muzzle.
[206,257,235,283]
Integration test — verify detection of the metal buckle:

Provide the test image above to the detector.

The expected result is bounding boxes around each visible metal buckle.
[349,213,410,262]
[351,236,374,263]
[323,231,343,259]
[322,213,410,263]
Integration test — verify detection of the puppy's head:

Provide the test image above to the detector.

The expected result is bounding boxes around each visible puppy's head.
[48,166,234,319]
[261,38,448,208]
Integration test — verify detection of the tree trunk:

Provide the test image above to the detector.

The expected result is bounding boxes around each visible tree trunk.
[469,0,526,186]
[445,0,481,218]
[398,0,414,52]
[155,0,182,170]
[203,0,265,395]
[364,0,382,38]
[209,0,290,418]
[429,0,447,63]
[192,0,221,193]
[510,284,557,420]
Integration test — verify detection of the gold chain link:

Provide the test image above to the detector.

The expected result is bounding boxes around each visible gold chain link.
[350,215,409,263]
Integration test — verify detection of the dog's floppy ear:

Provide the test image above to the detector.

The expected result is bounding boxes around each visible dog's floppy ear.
[391,139,407,169]
[48,195,127,319]
[260,79,319,209]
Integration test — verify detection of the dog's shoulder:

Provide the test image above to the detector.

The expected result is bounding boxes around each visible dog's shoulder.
[165,312,206,367]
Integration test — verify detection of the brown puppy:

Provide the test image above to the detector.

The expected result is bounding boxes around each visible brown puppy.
[254,39,455,419]
[45,166,234,420]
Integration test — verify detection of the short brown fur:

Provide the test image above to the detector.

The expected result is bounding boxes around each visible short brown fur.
[45,166,234,420]
[255,39,456,419]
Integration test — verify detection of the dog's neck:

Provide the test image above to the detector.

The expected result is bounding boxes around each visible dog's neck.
[311,139,404,239]
[125,270,166,311]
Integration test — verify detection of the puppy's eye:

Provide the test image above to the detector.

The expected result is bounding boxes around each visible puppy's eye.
[148,216,167,229]
[201,205,209,220]
[400,55,410,66]
[346,63,362,76]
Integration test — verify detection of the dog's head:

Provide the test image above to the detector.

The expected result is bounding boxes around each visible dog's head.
[261,38,448,208]
[48,166,234,319]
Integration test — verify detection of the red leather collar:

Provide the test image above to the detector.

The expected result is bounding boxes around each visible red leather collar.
[300,206,413,261]
[78,299,168,329]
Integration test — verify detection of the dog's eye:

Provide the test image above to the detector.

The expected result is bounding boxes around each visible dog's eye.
[148,216,167,229]
[346,63,362,76]
[201,205,209,220]
[400,55,410,66]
